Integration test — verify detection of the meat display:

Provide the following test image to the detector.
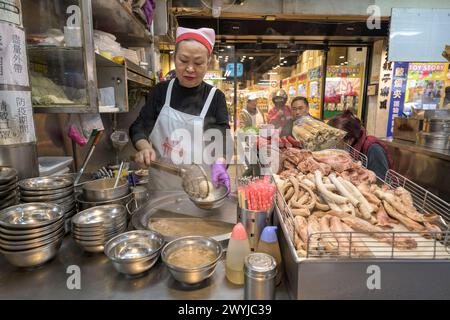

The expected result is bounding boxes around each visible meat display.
[292,116,346,151]
[275,148,448,258]
[279,148,376,186]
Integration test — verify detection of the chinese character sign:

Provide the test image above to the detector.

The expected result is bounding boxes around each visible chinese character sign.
[0,22,28,86]
[378,45,392,110]
[386,62,409,137]
[0,91,35,145]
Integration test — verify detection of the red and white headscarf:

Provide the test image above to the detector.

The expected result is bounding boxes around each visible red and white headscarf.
[176,27,215,55]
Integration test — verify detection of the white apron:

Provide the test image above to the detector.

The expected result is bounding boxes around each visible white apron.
[148,79,216,190]
[253,109,265,128]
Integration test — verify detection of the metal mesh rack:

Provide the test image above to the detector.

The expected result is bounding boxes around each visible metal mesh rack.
[275,147,450,261]
[341,143,368,168]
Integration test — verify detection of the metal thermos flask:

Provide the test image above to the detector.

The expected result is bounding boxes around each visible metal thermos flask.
[244,253,277,300]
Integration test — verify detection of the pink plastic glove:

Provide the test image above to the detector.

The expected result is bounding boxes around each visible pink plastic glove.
[68,125,88,146]
[211,160,230,193]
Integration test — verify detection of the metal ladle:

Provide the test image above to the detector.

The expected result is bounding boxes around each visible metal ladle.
[114,161,125,188]
[149,161,210,199]
[74,130,104,186]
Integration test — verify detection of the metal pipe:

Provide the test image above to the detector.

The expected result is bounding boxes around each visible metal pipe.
[361,44,373,125]
[319,44,328,121]
[233,46,238,132]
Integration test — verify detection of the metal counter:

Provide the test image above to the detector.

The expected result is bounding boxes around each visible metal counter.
[0,236,290,300]
[383,138,450,162]
[0,188,291,300]
[382,138,450,202]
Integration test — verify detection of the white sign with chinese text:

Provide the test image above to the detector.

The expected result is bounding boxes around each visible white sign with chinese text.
[0,0,21,26]
[0,22,29,86]
[0,90,36,145]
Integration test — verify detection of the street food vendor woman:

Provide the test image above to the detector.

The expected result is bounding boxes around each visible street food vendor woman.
[129,27,230,191]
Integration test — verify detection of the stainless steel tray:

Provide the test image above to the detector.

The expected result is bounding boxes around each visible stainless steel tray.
[0,203,64,229]
[20,185,74,196]
[19,176,74,191]
[0,178,18,192]
[131,192,236,244]
[0,167,17,184]
[275,157,450,299]
[20,189,74,202]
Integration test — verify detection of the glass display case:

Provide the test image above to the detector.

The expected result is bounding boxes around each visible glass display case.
[22,0,154,113]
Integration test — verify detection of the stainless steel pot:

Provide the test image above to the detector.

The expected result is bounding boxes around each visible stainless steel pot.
[423,118,450,133]
[416,132,450,150]
[82,178,129,202]
[161,236,222,285]
[75,192,132,211]
[0,237,63,267]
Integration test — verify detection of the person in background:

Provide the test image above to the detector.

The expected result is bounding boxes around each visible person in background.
[164,69,177,81]
[239,93,265,128]
[291,96,310,120]
[267,89,292,137]
[327,110,393,179]
[444,86,450,107]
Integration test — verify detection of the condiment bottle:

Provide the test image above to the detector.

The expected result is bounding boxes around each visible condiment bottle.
[256,226,282,285]
[244,253,277,300]
[225,222,251,285]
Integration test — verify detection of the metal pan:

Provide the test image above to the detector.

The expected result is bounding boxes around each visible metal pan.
[63,204,76,214]
[72,228,126,243]
[72,204,127,227]
[132,192,235,243]
[60,201,76,213]
[71,221,127,237]
[0,178,18,192]
[72,218,127,234]
[0,203,64,229]
[0,229,64,251]
[0,217,64,236]
[82,178,129,202]
[19,176,74,191]
[76,192,132,211]
[0,219,64,240]
[64,210,77,220]
[20,185,74,196]
[20,189,74,202]
[0,190,18,202]
[0,185,18,198]
[72,241,105,253]
[0,167,17,184]
[0,197,18,210]
[0,225,64,246]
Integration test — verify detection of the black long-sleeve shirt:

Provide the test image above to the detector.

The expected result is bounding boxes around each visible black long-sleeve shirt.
[130,78,230,154]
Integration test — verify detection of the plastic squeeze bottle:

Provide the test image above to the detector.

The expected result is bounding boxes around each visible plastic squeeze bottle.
[226,222,251,285]
[257,226,283,285]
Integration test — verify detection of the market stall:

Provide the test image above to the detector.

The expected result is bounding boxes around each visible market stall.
[272,137,450,299]
[1,0,450,302]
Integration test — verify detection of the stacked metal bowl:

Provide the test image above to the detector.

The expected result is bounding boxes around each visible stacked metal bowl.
[0,203,64,267]
[0,167,19,210]
[71,204,127,253]
[18,176,75,233]
[76,178,131,211]
[104,230,164,275]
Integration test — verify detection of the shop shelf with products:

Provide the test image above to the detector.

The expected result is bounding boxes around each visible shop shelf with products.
[23,0,154,114]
